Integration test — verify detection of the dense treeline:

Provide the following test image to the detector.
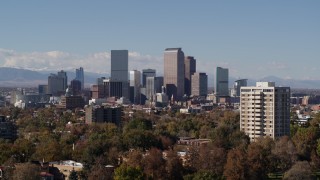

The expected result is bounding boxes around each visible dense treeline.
[0,107,320,179]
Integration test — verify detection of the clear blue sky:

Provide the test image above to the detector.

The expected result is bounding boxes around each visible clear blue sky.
[0,1,319,80]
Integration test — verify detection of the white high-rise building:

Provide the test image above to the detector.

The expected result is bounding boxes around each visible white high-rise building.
[130,70,141,104]
[240,82,290,141]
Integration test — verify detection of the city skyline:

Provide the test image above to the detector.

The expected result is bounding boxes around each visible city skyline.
[0,1,319,81]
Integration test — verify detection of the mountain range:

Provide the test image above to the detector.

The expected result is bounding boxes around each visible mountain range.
[0,67,319,89]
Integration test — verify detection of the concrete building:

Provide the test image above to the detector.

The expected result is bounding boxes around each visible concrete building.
[142,69,156,87]
[191,72,208,96]
[85,105,122,126]
[75,67,84,90]
[164,48,185,101]
[184,56,196,96]
[129,70,141,104]
[59,96,84,110]
[146,76,163,100]
[240,82,290,141]
[216,67,229,96]
[48,70,68,96]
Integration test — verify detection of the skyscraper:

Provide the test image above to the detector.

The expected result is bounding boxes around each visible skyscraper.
[234,79,247,97]
[184,56,196,96]
[111,50,128,81]
[129,70,141,104]
[48,70,67,96]
[75,67,84,90]
[216,67,229,96]
[110,50,129,99]
[191,72,208,96]
[240,82,290,141]
[142,69,156,87]
[146,76,163,100]
[164,48,185,100]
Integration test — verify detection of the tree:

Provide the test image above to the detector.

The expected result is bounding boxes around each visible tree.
[194,144,226,177]
[143,148,166,179]
[12,138,35,163]
[292,127,320,160]
[114,164,144,180]
[246,138,274,179]
[69,170,78,180]
[12,163,40,180]
[184,170,222,180]
[271,136,297,172]
[165,150,184,180]
[0,139,12,164]
[283,161,314,180]
[223,146,248,180]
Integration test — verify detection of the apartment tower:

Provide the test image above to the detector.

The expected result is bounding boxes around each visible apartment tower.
[240,82,290,141]
[164,48,185,101]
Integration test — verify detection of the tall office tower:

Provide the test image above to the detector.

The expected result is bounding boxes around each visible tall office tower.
[75,67,84,90]
[71,79,82,96]
[164,48,185,100]
[216,67,229,96]
[146,76,164,100]
[110,50,129,99]
[111,50,128,81]
[58,70,68,90]
[240,82,290,141]
[142,69,156,87]
[234,79,248,97]
[191,72,208,96]
[48,70,68,96]
[184,56,196,96]
[129,70,141,104]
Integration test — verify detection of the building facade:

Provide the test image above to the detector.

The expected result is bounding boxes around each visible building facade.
[75,67,84,90]
[142,69,156,87]
[129,70,141,104]
[48,70,68,96]
[111,50,128,82]
[85,105,122,126]
[191,72,208,96]
[216,67,229,96]
[164,48,185,101]
[184,56,196,96]
[240,82,290,141]
[110,50,129,99]
[146,76,163,100]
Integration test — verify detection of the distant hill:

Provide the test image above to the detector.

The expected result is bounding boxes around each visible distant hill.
[0,67,319,89]
[0,67,108,87]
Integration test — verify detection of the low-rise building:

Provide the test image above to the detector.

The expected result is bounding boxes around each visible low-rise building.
[85,105,122,126]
